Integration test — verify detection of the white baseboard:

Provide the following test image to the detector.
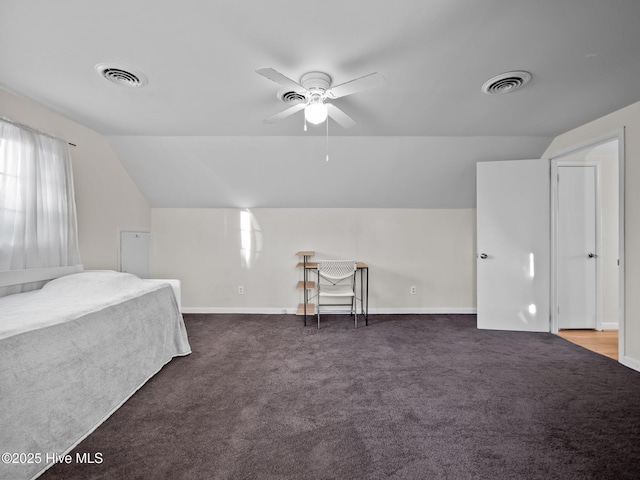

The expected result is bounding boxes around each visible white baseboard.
[369,307,477,315]
[181,307,477,315]
[620,355,640,373]
[181,307,289,314]
[601,322,619,330]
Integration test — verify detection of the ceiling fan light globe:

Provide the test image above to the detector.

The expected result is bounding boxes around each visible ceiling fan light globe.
[305,103,328,124]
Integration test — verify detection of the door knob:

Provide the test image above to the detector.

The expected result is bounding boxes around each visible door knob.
[588,253,598,258]
[478,253,488,259]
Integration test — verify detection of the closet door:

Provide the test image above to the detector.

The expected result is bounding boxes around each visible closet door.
[120,230,151,278]
[556,165,598,329]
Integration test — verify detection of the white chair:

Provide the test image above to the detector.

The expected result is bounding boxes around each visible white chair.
[316,260,358,329]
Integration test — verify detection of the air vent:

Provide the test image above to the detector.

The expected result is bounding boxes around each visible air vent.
[279,90,307,104]
[481,71,531,95]
[95,63,148,88]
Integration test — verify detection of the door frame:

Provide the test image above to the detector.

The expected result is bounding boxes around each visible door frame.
[545,129,625,361]
[551,161,602,332]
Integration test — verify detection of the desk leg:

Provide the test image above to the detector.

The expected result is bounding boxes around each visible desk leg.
[359,267,369,326]
[365,267,369,326]
[303,255,309,327]
[360,268,364,323]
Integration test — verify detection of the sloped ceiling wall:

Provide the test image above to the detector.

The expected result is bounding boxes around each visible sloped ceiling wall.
[107,135,552,208]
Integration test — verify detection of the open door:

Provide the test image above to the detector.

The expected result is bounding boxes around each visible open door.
[477,160,550,332]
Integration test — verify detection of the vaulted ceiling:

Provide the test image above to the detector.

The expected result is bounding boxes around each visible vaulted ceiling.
[2,0,640,207]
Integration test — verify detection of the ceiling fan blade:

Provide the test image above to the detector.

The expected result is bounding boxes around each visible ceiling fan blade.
[326,103,356,129]
[263,103,306,124]
[326,72,385,99]
[256,67,307,94]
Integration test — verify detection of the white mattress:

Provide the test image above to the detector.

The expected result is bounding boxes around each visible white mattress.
[0,270,174,340]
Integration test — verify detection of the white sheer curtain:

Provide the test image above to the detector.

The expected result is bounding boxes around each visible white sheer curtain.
[0,118,81,296]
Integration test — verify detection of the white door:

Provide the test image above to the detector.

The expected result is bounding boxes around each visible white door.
[477,160,550,332]
[557,165,598,329]
[120,230,151,278]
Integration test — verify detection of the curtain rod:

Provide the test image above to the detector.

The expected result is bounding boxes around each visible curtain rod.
[1,117,77,147]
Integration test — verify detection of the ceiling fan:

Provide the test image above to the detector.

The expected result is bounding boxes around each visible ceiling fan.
[256,68,385,128]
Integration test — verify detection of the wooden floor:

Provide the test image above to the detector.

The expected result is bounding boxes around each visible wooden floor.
[558,329,618,360]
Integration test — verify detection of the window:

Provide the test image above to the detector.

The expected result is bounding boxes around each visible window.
[0,119,81,296]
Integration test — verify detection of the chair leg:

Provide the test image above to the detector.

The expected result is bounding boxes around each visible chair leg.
[317,308,320,329]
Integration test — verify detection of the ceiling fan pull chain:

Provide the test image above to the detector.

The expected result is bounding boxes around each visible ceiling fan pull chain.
[304,115,307,132]
[326,116,329,162]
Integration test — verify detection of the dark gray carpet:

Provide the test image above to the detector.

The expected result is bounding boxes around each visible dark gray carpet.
[41,314,640,479]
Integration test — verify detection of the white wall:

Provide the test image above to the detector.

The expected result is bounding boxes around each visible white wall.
[0,88,151,269]
[151,208,476,313]
[544,99,640,370]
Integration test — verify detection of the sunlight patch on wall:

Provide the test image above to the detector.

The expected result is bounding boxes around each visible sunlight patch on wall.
[240,209,262,268]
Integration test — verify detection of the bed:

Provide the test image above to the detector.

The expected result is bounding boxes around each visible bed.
[0,270,191,480]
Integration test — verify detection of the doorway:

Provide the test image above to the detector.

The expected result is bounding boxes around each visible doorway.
[558,329,618,360]
[549,133,623,357]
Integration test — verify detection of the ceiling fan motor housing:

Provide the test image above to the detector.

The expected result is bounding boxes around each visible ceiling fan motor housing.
[277,72,333,105]
[300,71,332,92]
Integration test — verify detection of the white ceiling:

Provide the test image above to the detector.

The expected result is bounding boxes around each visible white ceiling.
[2,0,640,207]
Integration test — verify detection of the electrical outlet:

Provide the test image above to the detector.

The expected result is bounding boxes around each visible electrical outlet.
[410,286,417,295]
[238,285,244,295]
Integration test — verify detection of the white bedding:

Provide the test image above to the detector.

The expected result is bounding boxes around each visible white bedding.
[0,270,191,480]
[0,270,172,340]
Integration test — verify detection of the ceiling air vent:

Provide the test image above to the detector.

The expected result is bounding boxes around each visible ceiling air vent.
[279,90,307,104]
[95,63,148,88]
[481,71,531,95]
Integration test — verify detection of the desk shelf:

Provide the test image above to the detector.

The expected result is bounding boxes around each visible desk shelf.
[296,303,315,315]
[295,251,315,324]
[296,261,318,269]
